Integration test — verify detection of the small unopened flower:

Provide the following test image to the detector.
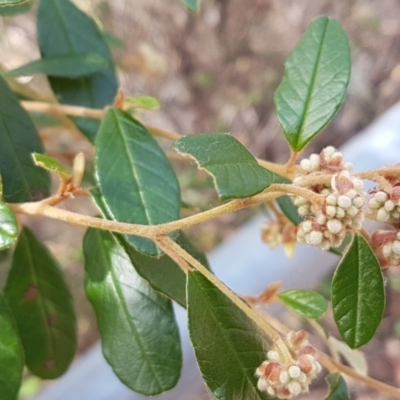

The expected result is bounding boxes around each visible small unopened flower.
[256,331,321,399]
[294,169,365,251]
[371,230,400,268]
[367,189,400,223]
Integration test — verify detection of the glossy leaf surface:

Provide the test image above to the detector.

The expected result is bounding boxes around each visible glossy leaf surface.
[83,228,182,395]
[5,54,109,78]
[325,373,350,400]
[0,0,32,15]
[332,234,385,348]
[0,294,24,400]
[0,77,50,202]
[4,227,76,378]
[187,271,271,400]
[274,16,351,151]
[95,109,181,255]
[37,0,118,142]
[32,153,71,179]
[0,202,18,250]
[278,289,327,319]
[174,133,279,199]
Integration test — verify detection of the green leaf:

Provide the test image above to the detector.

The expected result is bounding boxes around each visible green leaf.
[332,234,385,348]
[325,373,350,400]
[0,77,50,202]
[274,16,351,151]
[95,108,181,255]
[5,54,110,78]
[0,175,2,198]
[180,0,199,12]
[278,289,328,319]
[37,0,118,142]
[276,195,302,225]
[187,271,272,400]
[83,228,182,395]
[0,202,18,250]
[124,95,161,110]
[4,227,77,379]
[32,153,71,179]
[174,133,281,200]
[0,294,24,400]
[0,0,32,15]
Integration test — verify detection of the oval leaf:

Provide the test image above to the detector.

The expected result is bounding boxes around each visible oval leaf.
[0,77,50,202]
[0,202,18,250]
[5,54,110,78]
[174,133,282,199]
[83,228,182,395]
[325,373,350,400]
[4,227,77,378]
[187,271,272,400]
[0,0,32,15]
[0,294,24,400]
[278,289,327,319]
[37,0,118,142]
[274,16,351,151]
[95,108,181,255]
[332,234,385,348]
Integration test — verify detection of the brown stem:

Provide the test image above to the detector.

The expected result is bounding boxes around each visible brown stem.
[155,236,191,272]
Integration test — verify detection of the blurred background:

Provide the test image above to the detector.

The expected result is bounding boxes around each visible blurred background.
[2,0,400,399]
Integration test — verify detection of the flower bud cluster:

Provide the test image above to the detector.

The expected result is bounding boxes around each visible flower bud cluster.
[294,164,365,250]
[367,187,400,223]
[256,330,321,399]
[371,230,400,268]
[261,220,297,255]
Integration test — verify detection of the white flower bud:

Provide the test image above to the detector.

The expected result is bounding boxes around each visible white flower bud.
[346,189,357,199]
[327,219,343,234]
[307,231,323,245]
[382,244,392,258]
[375,191,388,202]
[298,205,309,216]
[288,380,302,395]
[279,370,289,384]
[368,198,381,209]
[336,208,345,219]
[300,159,311,171]
[392,241,400,255]
[257,378,269,391]
[352,196,364,208]
[323,146,336,157]
[344,161,354,171]
[266,386,276,396]
[352,178,364,191]
[377,208,390,222]
[338,195,351,209]
[384,200,395,212]
[316,214,326,225]
[326,194,337,205]
[288,365,301,379]
[302,220,313,233]
[326,206,336,217]
[267,350,279,361]
[347,205,359,217]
